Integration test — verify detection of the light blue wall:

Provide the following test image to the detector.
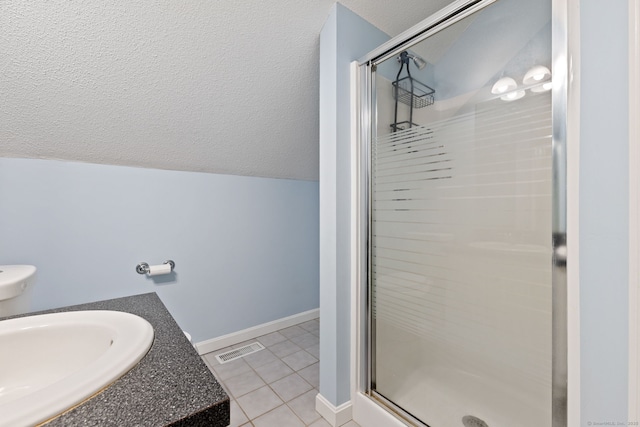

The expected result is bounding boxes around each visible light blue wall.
[0,158,319,342]
[579,0,629,424]
[319,2,390,407]
[319,3,339,407]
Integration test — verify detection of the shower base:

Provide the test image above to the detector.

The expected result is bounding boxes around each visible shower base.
[373,321,551,427]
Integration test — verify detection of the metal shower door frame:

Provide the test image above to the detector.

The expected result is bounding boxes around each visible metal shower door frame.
[355,0,569,425]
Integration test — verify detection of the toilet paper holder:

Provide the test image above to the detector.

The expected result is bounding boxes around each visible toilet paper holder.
[136,260,175,275]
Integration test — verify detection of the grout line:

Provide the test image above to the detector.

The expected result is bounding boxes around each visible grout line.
[229,397,252,426]
[235,398,252,427]
[284,387,322,426]
[201,319,321,425]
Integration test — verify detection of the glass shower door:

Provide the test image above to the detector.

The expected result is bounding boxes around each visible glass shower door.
[369,0,553,426]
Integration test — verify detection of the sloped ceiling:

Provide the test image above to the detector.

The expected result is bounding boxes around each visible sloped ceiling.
[0,0,454,181]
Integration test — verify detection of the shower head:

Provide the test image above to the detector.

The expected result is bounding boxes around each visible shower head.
[398,51,427,70]
[409,54,427,70]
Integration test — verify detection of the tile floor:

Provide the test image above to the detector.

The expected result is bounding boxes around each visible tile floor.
[201,319,360,427]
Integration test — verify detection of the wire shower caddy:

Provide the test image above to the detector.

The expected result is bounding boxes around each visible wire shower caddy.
[391,51,435,132]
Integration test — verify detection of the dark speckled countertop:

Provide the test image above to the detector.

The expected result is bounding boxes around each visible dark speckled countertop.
[6,292,229,427]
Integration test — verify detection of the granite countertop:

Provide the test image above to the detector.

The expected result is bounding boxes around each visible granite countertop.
[8,292,230,427]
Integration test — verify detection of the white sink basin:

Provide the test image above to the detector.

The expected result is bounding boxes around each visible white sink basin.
[0,310,154,427]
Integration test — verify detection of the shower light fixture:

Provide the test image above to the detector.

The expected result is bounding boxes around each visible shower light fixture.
[501,90,526,102]
[531,81,553,93]
[491,77,517,94]
[523,65,551,85]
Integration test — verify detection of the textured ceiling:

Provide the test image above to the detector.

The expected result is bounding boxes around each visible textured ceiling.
[0,0,454,181]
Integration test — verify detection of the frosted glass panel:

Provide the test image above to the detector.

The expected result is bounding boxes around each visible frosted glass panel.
[370,1,552,426]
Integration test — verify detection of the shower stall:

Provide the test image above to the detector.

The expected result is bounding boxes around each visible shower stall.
[354,0,566,425]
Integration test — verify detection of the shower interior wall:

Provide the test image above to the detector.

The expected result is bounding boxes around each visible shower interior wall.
[375,78,553,426]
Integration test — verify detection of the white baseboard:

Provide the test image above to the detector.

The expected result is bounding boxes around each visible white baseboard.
[194,308,319,355]
[315,393,352,426]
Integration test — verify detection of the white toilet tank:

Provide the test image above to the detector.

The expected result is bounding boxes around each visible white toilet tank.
[0,265,36,318]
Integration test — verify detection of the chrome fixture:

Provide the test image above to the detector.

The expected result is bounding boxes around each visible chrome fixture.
[136,260,175,275]
[405,52,427,70]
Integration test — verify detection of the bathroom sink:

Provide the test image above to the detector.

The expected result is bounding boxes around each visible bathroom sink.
[0,310,154,427]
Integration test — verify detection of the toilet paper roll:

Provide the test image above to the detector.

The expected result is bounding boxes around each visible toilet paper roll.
[148,263,172,276]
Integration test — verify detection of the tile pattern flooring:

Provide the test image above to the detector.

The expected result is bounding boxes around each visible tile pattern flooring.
[201,319,360,427]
